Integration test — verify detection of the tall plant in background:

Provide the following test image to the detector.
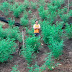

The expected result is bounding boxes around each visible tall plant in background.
[23,0,30,9]
[12,2,24,17]
[50,0,65,8]
[38,0,46,7]
[38,6,48,20]
[0,1,10,16]
[30,1,37,9]
[20,12,29,27]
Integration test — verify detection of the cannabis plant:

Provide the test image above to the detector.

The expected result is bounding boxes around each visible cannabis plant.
[22,45,34,64]
[65,23,72,39]
[30,1,37,9]
[0,38,17,62]
[25,36,41,52]
[11,65,20,72]
[0,1,10,16]
[8,18,15,27]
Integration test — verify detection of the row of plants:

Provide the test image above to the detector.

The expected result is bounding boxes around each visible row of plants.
[0,0,37,17]
[0,38,17,62]
[21,36,41,64]
[0,26,22,42]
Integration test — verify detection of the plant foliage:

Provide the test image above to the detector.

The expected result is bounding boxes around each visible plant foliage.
[0,38,17,62]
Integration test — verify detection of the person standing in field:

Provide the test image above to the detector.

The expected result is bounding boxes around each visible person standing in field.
[33,20,40,36]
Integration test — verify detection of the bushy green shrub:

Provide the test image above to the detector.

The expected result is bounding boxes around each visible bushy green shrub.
[41,21,63,44]
[20,18,29,27]
[69,9,72,16]
[60,14,70,22]
[47,11,57,24]
[12,3,24,17]
[51,0,65,8]
[5,27,22,42]
[44,52,57,70]
[0,38,17,62]
[0,26,6,39]
[30,1,37,9]
[13,7,21,18]
[26,27,34,36]
[8,18,15,27]
[25,36,41,52]
[22,46,34,64]
[65,23,72,39]
[20,14,29,27]
[48,38,64,58]
[28,63,40,72]
[38,0,46,7]
[0,26,22,42]
[47,3,58,12]
[58,7,67,16]
[38,6,48,20]
[23,0,30,9]
[11,65,20,72]
[0,1,10,16]
[28,10,32,14]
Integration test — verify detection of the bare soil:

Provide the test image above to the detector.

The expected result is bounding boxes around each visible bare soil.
[0,0,72,72]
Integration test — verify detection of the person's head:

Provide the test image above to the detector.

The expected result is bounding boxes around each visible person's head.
[35,20,38,24]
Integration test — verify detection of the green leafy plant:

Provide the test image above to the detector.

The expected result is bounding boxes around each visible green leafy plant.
[0,1,10,16]
[23,0,30,9]
[20,14,29,27]
[38,0,46,7]
[44,52,59,70]
[0,26,6,39]
[60,14,70,22]
[65,23,72,39]
[26,27,34,36]
[0,38,17,62]
[22,45,35,64]
[25,36,41,52]
[11,65,20,72]
[48,38,64,58]
[28,10,32,14]
[51,0,65,8]
[27,63,40,72]
[5,27,22,42]
[47,3,58,12]
[38,6,48,20]
[8,18,15,27]
[47,11,58,24]
[12,3,24,17]
[30,1,37,9]
[41,21,63,44]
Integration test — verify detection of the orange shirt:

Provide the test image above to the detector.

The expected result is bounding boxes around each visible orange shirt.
[33,24,40,33]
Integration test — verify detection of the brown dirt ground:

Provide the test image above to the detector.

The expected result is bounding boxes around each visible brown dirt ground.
[0,0,72,72]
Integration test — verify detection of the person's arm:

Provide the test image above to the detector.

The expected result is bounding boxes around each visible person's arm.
[37,24,40,29]
[33,25,37,29]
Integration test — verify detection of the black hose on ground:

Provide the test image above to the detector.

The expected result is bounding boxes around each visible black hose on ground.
[0,17,22,27]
